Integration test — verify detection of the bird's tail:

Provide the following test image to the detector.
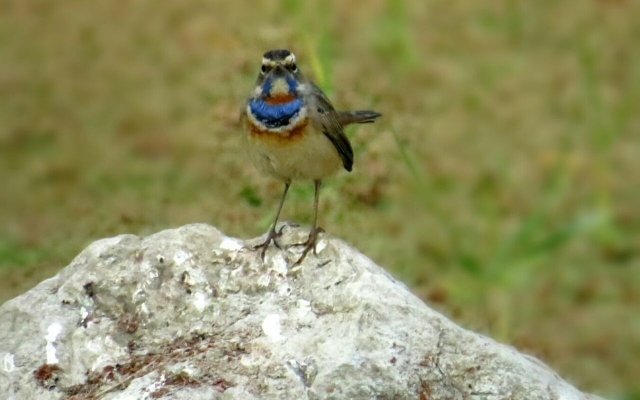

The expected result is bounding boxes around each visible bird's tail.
[337,110,382,126]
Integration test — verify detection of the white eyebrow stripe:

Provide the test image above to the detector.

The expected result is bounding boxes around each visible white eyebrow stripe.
[283,53,296,64]
[261,58,277,67]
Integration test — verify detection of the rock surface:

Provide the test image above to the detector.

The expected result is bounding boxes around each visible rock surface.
[0,223,603,400]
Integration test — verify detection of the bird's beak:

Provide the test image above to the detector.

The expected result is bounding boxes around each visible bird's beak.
[269,64,288,78]
[271,64,287,75]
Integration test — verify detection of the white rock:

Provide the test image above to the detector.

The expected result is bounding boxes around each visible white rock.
[262,314,284,342]
[0,223,604,400]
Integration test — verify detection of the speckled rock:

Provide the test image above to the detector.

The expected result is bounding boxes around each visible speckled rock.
[0,223,604,400]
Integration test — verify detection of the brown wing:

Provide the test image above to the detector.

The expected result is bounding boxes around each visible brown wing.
[307,83,354,172]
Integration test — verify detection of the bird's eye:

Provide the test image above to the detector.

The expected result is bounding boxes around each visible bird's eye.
[261,65,268,73]
[290,63,297,72]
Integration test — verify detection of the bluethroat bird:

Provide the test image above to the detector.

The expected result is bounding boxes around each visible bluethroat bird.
[241,49,381,265]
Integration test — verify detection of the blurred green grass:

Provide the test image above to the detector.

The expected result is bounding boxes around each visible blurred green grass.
[1,0,639,397]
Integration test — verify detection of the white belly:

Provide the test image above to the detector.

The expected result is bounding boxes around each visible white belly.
[245,123,343,182]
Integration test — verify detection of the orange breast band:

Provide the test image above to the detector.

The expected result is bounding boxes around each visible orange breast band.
[248,118,309,143]
[264,93,298,105]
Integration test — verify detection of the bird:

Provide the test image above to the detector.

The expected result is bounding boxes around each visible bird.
[240,49,381,265]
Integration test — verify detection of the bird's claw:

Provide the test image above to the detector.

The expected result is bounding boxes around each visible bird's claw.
[291,226,324,266]
[252,225,286,260]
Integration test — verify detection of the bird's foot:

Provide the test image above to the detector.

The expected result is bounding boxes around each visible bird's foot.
[290,226,325,266]
[252,225,286,260]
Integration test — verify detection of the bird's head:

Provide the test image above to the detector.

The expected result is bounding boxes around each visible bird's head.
[253,49,304,104]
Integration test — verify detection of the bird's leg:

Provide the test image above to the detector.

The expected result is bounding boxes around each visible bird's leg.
[292,180,324,266]
[253,182,290,260]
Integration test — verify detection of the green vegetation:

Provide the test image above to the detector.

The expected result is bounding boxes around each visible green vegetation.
[1,0,638,397]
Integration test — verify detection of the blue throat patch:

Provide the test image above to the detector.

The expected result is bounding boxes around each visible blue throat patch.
[249,97,303,129]
[261,75,298,94]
